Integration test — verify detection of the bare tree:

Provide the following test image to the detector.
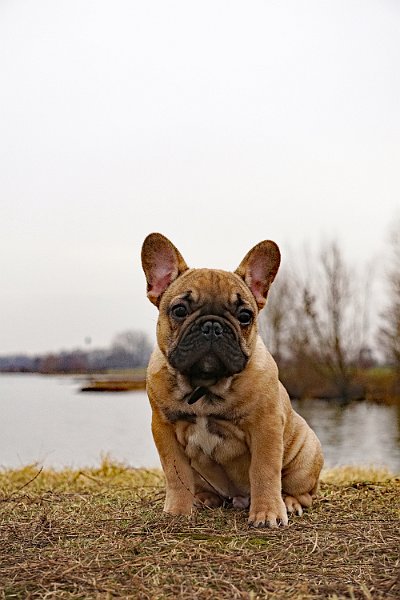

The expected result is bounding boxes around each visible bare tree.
[260,241,372,399]
[300,242,371,399]
[260,264,325,398]
[378,222,400,376]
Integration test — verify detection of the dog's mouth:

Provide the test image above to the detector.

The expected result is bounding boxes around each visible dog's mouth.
[181,354,228,405]
[188,353,226,387]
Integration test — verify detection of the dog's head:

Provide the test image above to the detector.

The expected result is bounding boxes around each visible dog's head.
[141,233,280,388]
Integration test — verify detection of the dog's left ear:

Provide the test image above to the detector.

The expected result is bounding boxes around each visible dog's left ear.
[235,241,281,310]
[141,233,189,307]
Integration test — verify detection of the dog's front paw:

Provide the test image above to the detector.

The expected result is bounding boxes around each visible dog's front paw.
[248,497,288,528]
[163,495,193,515]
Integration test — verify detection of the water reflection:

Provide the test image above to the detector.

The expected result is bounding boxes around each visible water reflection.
[293,399,400,472]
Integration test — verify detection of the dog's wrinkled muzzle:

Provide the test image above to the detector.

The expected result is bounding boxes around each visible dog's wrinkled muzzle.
[168,315,248,385]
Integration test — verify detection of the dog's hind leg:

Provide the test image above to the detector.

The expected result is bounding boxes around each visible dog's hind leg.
[282,464,322,512]
[282,438,323,516]
[281,402,323,516]
[192,470,224,508]
[191,460,228,509]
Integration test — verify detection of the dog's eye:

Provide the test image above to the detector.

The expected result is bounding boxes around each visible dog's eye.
[238,309,253,326]
[171,304,188,319]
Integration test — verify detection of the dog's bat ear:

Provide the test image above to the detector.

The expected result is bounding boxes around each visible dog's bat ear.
[235,241,281,310]
[141,233,189,306]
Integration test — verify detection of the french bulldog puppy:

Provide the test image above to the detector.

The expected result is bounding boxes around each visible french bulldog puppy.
[141,233,323,527]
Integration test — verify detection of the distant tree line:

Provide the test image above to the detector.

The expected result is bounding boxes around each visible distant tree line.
[0,331,152,374]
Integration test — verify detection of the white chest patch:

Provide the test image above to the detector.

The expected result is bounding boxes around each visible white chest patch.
[187,417,222,456]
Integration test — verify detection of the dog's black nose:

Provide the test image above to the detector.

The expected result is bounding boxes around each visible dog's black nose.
[201,320,223,339]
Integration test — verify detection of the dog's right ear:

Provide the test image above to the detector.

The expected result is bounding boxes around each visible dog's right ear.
[141,233,189,307]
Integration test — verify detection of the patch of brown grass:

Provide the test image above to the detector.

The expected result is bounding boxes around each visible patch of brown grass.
[0,460,399,599]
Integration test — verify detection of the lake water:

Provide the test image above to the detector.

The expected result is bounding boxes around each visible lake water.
[1,374,400,473]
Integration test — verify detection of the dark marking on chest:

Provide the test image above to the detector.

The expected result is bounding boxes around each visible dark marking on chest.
[163,409,197,424]
[206,416,227,438]
[209,412,244,426]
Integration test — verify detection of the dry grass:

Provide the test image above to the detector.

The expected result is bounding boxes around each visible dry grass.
[0,460,399,599]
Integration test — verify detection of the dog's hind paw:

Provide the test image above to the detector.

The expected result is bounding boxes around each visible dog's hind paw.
[283,495,303,516]
[232,495,250,509]
[194,491,223,508]
[283,492,313,516]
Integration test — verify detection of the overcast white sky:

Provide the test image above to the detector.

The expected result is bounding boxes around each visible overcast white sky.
[1,0,399,354]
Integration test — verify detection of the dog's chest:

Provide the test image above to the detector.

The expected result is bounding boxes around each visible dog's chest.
[186,417,222,457]
[175,414,247,462]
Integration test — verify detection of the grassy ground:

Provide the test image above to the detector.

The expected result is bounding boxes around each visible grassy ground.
[0,461,399,599]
